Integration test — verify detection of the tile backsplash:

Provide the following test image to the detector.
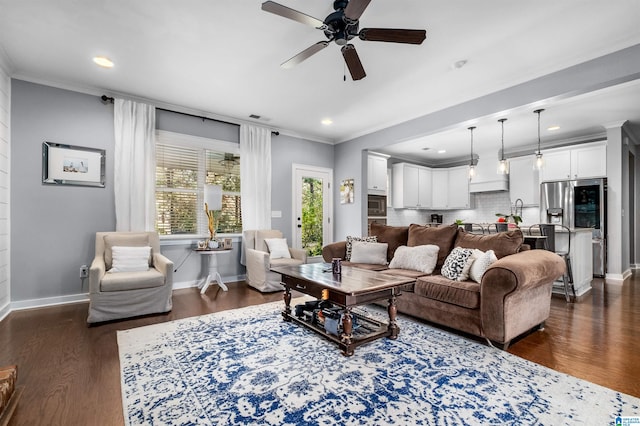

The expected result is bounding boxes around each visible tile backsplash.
[387,191,540,227]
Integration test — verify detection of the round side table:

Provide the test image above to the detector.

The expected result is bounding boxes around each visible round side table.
[194,249,231,294]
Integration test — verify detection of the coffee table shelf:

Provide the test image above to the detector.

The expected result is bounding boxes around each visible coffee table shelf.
[272,263,415,356]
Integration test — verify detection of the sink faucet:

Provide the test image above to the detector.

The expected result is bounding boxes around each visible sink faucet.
[514,198,523,218]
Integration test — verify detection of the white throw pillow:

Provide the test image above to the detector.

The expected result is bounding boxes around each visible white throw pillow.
[109,246,151,273]
[264,238,291,260]
[441,247,474,280]
[349,241,388,265]
[470,249,498,283]
[345,236,377,261]
[388,245,439,274]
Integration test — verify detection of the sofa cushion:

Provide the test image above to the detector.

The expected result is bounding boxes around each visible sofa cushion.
[349,241,388,265]
[370,223,409,261]
[103,233,150,270]
[345,236,377,261]
[415,275,481,309]
[441,247,474,280]
[453,228,524,259]
[388,245,439,274]
[407,224,459,269]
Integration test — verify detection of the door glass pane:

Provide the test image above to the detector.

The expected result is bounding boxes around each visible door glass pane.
[302,177,324,256]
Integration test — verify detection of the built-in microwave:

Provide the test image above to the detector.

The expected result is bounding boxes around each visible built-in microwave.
[368,195,387,216]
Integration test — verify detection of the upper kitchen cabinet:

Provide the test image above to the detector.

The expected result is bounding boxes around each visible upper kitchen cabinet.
[392,163,432,209]
[539,142,607,182]
[509,155,540,206]
[432,166,471,209]
[367,154,388,195]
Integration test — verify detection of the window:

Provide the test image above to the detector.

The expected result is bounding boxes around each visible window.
[155,131,241,236]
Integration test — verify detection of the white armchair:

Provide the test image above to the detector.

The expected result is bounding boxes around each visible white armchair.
[243,229,307,292]
[87,231,174,324]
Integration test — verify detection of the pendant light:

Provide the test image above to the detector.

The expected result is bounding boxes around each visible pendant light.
[468,126,476,180]
[497,118,509,175]
[533,109,544,170]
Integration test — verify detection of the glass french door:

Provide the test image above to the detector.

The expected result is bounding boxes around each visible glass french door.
[292,165,333,258]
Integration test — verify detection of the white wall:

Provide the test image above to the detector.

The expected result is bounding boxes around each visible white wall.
[0,56,9,320]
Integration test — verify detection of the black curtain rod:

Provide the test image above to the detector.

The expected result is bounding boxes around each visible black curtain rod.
[100,95,279,135]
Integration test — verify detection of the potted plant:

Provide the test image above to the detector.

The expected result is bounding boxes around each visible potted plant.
[495,213,522,226]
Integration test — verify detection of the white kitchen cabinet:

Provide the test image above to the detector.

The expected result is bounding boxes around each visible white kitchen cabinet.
[431,169,448,209]
[367,154,388,195]
[392,163,432,208]
[509,155,540,206]
[447,166,471,209]
[540,142,606,182]
[431,166,470,209]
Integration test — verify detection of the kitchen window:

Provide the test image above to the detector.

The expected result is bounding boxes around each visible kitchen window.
[155,131,241,236]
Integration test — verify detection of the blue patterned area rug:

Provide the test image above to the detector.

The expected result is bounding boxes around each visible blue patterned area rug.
[117,299,638,425]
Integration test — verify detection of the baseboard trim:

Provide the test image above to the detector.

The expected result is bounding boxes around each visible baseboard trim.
[1,275,247,319]
[0,303,10,322]
[605,269,632,283]
[10,293,90,312]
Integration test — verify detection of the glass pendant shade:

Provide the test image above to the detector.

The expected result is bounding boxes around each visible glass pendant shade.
[533,109,544,170]
[497,118,509,175]
[498,158,509,174]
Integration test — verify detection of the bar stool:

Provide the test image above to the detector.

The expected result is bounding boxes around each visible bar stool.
[463,223,486,234]
[528,224,575,302]
[487,222,509,233]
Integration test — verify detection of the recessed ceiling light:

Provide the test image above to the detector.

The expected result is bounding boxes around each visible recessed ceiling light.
[438,149,447,154]
[93,56,114,68]
[321,118,333,126]
[547,125,560,131]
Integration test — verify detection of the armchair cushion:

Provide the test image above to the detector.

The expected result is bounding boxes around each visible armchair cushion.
[109,246,151,273]
[264,238,292,259]
[101,269,165,292]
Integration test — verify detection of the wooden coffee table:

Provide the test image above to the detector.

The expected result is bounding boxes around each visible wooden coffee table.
[271,263,415,356]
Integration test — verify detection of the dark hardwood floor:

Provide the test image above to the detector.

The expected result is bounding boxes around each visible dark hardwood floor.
[1,274,639,425]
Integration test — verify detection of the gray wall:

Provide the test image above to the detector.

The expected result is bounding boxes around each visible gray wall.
[271,134,334,244]
[10,80,335,301]
[11,80,115,301]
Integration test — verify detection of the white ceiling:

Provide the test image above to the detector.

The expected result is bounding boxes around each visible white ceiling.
[1,0,640,159]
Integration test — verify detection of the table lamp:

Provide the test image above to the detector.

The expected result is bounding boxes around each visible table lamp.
[204,184,222,247]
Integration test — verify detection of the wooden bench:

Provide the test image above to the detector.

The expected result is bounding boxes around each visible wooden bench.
[0,365,23,426]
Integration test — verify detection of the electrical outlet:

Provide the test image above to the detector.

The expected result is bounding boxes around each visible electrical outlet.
[80,265,89,278]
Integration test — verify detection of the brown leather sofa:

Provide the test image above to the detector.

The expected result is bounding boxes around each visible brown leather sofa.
[322,223,565,349]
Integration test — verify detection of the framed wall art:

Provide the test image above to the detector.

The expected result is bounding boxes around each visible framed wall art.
[42,142,106,187]
[340,178,354,204]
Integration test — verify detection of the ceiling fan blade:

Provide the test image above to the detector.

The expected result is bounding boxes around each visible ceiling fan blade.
[359,28,427,44]
[281,41,330,69]
[344,0,372,21]
[341,44,366,81]
[261,1,326,29]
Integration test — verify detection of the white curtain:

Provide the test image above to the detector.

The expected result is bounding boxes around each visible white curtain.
[240,125,272,264]
[113,99,156,232]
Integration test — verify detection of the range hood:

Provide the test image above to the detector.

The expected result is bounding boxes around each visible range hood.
[468,156,509,193]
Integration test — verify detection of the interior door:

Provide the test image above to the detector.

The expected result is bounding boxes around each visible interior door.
[292,164,333,258]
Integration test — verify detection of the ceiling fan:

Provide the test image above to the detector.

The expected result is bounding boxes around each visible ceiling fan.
[261,0,427,80]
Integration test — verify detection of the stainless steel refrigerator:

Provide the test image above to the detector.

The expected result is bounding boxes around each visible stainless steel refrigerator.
[539,178,607,277]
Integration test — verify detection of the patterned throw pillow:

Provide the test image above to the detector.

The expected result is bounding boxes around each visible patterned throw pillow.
[441,247,474,280]
[457,249,484,282]
[470,249,498,283]
[345,236,377,261]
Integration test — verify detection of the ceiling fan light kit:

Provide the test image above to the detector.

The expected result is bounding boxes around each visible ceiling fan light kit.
[261,0,426,80]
